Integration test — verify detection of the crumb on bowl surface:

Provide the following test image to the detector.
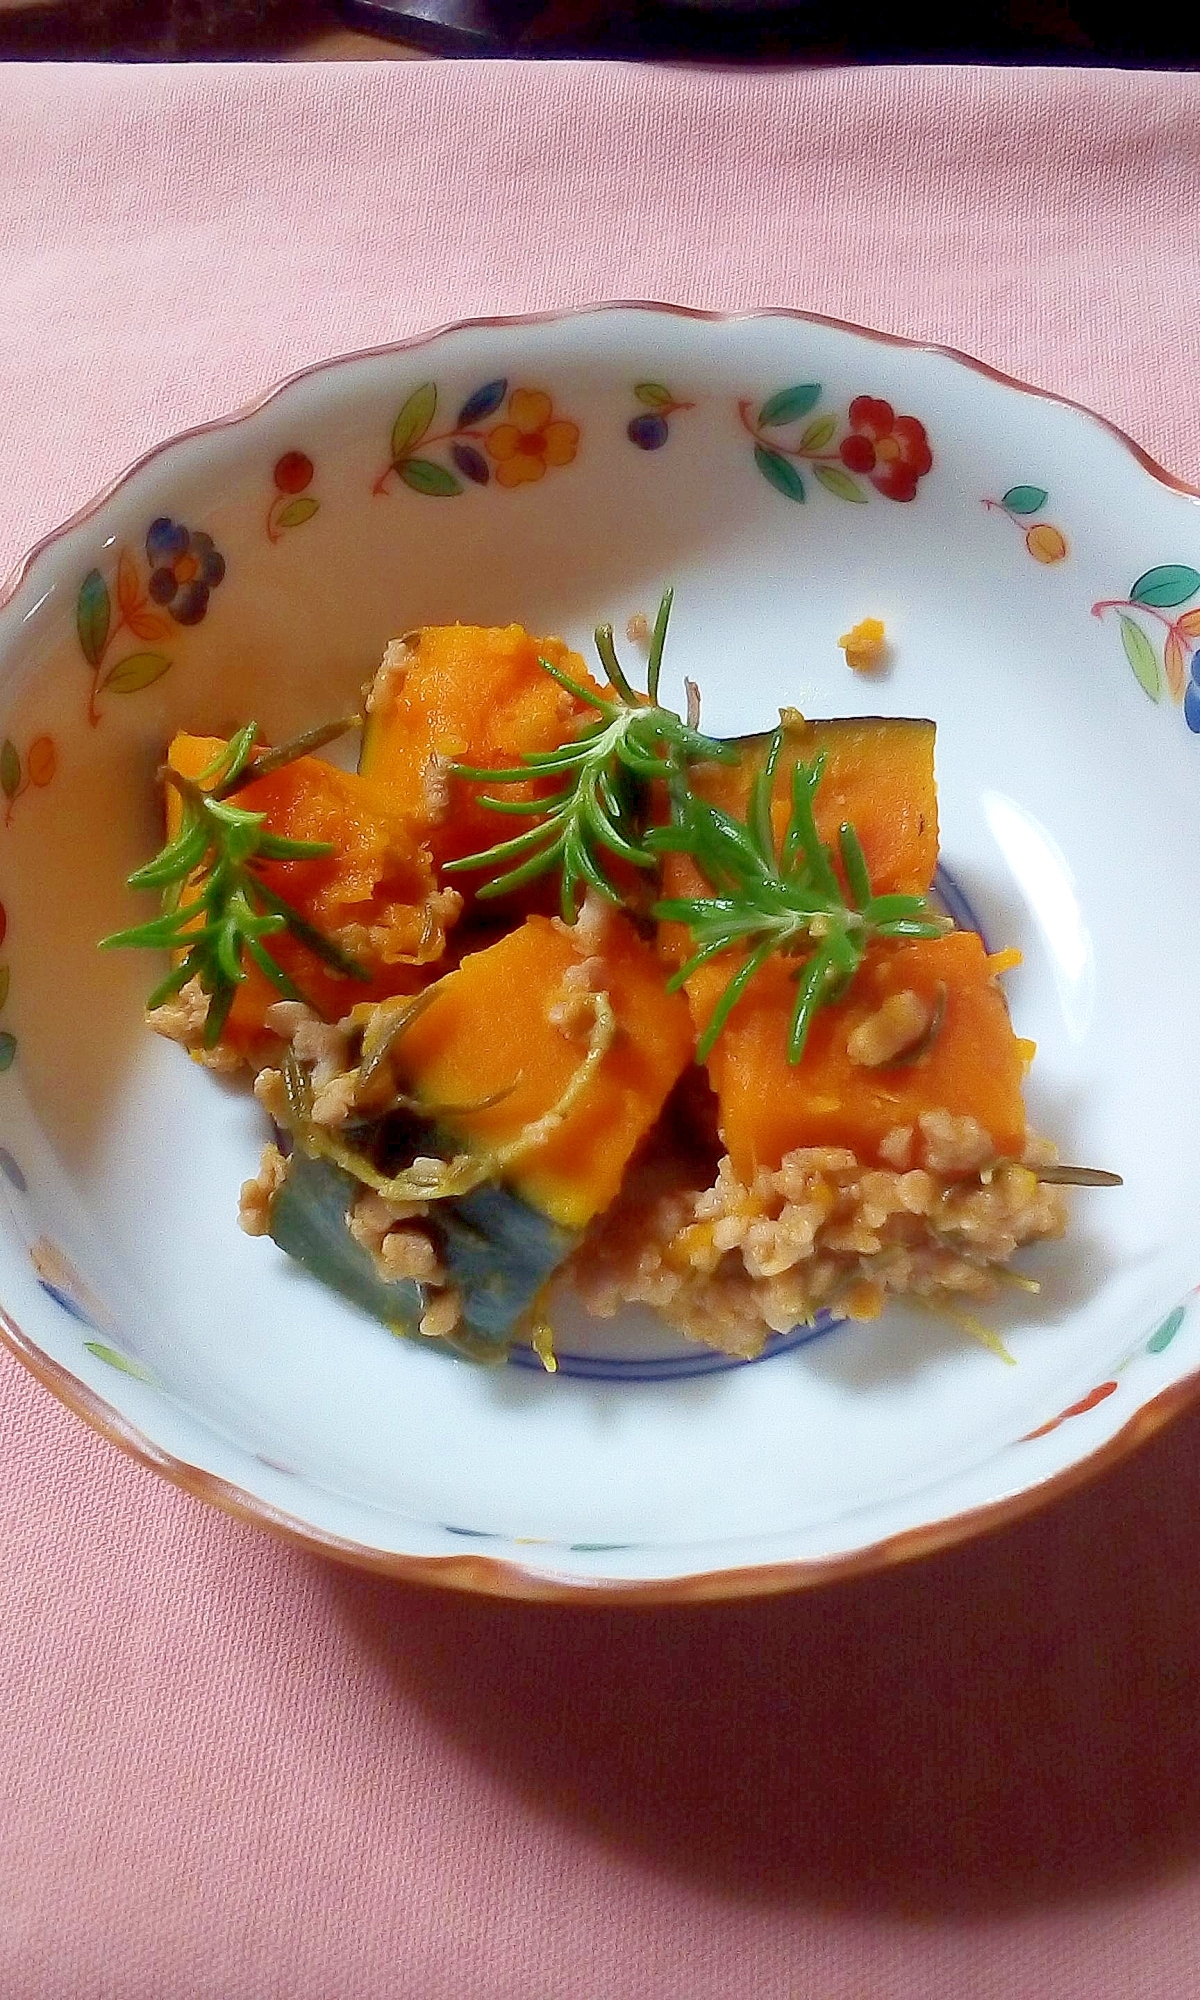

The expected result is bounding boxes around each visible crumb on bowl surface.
[838,617,888,672]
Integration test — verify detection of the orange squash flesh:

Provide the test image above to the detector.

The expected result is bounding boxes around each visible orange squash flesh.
[391,912,695,1230]
[359,624,606,869]
[165,733,443,1056]
[658,717,938,967]
[688,930,1028,1180]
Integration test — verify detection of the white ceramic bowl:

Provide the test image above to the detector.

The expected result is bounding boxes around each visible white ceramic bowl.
[1,305,1197,1601]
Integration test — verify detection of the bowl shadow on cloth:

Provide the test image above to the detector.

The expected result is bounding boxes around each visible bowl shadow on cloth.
[322,1396,1200,1918]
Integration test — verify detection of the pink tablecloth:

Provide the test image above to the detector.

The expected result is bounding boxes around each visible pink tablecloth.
[3,59,1200,1999]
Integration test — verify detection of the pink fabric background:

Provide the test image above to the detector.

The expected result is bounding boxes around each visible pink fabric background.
[2,59,1200,1997]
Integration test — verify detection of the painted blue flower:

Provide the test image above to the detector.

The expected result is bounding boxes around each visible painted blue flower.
[145,518,226,626]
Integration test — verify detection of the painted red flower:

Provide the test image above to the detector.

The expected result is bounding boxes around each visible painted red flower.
[839,398,932,502]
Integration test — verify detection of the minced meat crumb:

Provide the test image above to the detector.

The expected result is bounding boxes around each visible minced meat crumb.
[147,975,240,1073]
[570,1129,1066,1360]
[238,1144,288,1236]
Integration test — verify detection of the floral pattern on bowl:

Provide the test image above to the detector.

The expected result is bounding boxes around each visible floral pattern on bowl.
[267,453,320,542]
[1093,564,1200,728]
[373,380,579,497]
[983,485,1069,564]
[77,520,225,725]
[626,381,694,451]
[740,386,932,504]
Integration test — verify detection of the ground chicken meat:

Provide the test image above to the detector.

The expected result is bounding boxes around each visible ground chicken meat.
[419,1289,464,1340]
[365,635,411,715]
[348,1187,431,1256]
[847,989,932,1067]
[570,1129,1067,1360]
[238,1143,288,1236]
[916,1110,993,1175]
[147,975,241,1073]
[379,1228,444,1284]
[263,1003,353,1091]
[310,1070,359,1129]
[547,954,605,1036]
[253,1067,291,1125]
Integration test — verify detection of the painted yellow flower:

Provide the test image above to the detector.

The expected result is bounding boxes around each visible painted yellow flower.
[486,389,579,489]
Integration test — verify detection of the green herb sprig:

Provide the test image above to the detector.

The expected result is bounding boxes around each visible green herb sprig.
[653,723,951,1064]
[443,592,736,921]
[100,721,370,1045]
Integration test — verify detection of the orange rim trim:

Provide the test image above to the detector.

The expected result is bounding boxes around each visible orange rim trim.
[3,1299,1197,1604]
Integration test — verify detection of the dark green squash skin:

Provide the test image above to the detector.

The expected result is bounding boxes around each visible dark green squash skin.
[268,1148,427,1334]
[268,1148,577,1353]
[720,717,936,770]
[437,1185,578,1339]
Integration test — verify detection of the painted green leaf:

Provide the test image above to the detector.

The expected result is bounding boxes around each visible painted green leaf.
[758,384,822,429]
[0,967,10,1013]
[754,444,806,503]
[813,464,867,504]
[101,652,172,695]
[277,497,319,529]
[0,742,20,799]
[1118,614,1161,701]
[798,414,838,453]
[1130,564,1200,609]
[1147,1306,1186,1354]
[634,382,672,410]
[83,1341,155,1383]
[0,1032,15,1072]
[398,458,463,498]
[76,568,110,667]
[390,383,437,464]
[1002,485,1048,515]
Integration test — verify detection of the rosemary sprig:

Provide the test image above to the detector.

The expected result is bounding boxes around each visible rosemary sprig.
[219,712,362,797]
[443,591,737,921]
[653,723,952,1064]
[100,721,370,1045]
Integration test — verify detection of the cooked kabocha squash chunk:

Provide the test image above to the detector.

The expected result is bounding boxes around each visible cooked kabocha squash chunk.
[658,716,938,968]
[686,929,1029,1181]
[390,909,695,1230]
[165,733,453,1059]
[267,1151,549,1358]
[359,624,606,869]
[266,1147,576,1354]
